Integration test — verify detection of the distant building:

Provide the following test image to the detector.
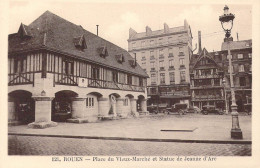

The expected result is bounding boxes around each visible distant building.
[221,39,252,112]
[190,48,225,110]
[190,35,252,112]
[128,21,193,107]
[8,11,148,128]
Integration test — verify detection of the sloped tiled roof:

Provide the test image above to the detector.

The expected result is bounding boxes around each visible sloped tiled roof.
[8,11,148,77]
[221,39,252,51]
[129,26,185,40]
[190,48,222,71]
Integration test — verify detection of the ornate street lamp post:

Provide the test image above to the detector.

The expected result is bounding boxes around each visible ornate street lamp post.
[222,79,229,115]
[219,5,243,139]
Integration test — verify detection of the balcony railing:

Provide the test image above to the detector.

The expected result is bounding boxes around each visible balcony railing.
[8,72,35,86]
[191,95,224,101]
[54,74,146,92]
[191,85,223,89]
[37,72,146,93]
[193,74,220,79]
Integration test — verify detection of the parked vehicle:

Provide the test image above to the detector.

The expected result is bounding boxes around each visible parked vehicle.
[201,105,224,115]
[158,103,169,113]
[244,103,252,115]
[187,106,201,113]
[166,103,188,115]
[147,105,158,114]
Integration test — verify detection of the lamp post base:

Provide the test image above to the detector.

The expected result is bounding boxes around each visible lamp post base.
[231,128,243,139]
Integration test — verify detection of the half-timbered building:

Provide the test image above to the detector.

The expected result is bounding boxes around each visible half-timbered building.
[8,11,148,128]
[190,48,225,110]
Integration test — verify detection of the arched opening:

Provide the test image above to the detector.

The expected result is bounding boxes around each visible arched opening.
[8,90,35,124]
[52,90,78,122]
[108,93,121,116]
[137,95,145,112]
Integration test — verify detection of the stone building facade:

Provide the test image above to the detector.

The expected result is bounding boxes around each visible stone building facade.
[190,38,252,112]
[127,21,192,107]
[8,11,148,128]
[221,39,252,112]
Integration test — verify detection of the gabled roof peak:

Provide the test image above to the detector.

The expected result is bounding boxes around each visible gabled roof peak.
[18,23,32,38]
[200,48,209,57]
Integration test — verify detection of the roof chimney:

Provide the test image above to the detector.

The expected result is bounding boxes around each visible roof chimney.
[96,25,99,36]
[146,26,152,36]
[237,32,239,41]
[198,31,202,54]
[129,28,137,39]
[164,23,169,33]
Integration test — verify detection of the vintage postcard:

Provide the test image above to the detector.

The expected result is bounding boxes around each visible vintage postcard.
[0,0,260,167]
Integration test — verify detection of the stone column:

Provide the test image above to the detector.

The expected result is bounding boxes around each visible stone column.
[71,97,85,119]
[28,96,57,129]
[98,98,110,117]
[140,99,148,112]
[8,97,16,122]
[130,98,139,117]
[116,98,124,117]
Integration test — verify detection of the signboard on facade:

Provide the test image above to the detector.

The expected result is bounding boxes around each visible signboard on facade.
[78,78,88,87]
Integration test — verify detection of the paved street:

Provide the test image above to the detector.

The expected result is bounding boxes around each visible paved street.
[8,114,251,156]
[9,114,252,141]
[8,135,251,156]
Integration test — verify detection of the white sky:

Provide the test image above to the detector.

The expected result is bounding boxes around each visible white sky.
[8,1,252,52]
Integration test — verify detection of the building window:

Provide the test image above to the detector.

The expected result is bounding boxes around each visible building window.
[239,65,245,72]
[237,54,243,59]
[112,71,118,83]
[227,54,232,59]
[160,73,165,84]
[139,77,143,86]
[91,67,100,79]
[168,37,173,41]
[228,65,234,73]
[249,65,252,72]
[239,77,246,86]
[180,71,186,82]
[86,97,94,108]
[179,47,184,53]
[169,72,175,83]
[150,40,154,45]
[169,59,174,68]
[141,52,146,60]
[159,49,164,58]
[159,61,164,68]
[132,42,136,48]
[150,51,155,60]
[127,74,132,85]
[150,62,155,68]
[14,57,26,73]
[179,58,185,65]
[158,38,163,44]
[169,48,173,57]
[151,74,156,83]
[248,53,252,58]
[141,41,145,47]
[63,59,74,75]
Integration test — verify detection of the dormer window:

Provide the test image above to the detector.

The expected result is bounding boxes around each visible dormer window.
[115,54,125,63]
[97,46,108,58]
[18,23,32,39]
[73,35,87,50]
[129,60,137,68]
